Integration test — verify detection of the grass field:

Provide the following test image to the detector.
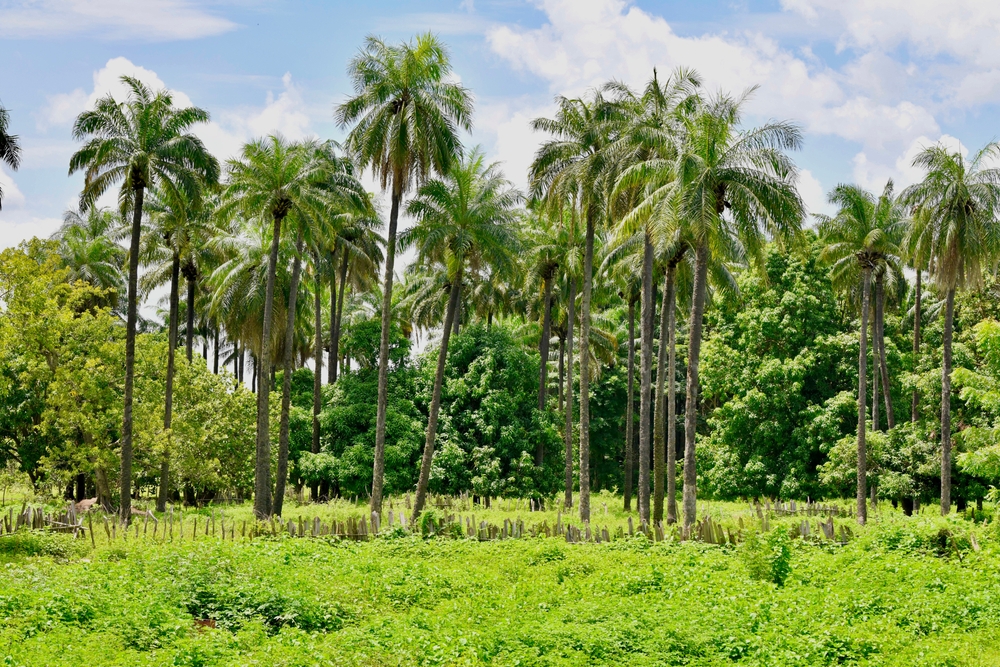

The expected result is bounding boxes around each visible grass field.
[1,492,999,666]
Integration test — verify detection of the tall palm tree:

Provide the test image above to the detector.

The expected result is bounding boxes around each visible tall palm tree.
[336,33,472,517]
[223,135,327,518]
[401,149,521,519]
[530,91,625,522]
[52,207,126,309]
[818,181,904,524]
[673,90,803,528]
[0,102,20,211]
[902,142,1000,515]
[69,76,218,522]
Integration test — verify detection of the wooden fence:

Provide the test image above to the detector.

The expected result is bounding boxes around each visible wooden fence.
[0,502,853,547]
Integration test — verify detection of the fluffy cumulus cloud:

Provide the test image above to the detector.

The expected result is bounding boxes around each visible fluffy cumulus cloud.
[0,167,26,210]
[479,0,977,207]
[39,58,314,164]
[0,0,236,41]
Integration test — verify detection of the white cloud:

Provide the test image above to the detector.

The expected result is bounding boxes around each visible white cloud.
[475,97,555,192]
[0,213,62,251]
[852,134,966,192]
[797,168,832,220]
[0,167,26,210]
[40,58,315,163]
[482,0,968,197]
[0,0,236,41]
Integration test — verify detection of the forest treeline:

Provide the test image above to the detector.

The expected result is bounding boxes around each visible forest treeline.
[3,34,1000,529]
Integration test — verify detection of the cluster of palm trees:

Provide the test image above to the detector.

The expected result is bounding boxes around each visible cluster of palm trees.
[50,32,997,526]
[820,145,1000,523]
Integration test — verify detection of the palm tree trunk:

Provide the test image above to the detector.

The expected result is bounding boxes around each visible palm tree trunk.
[185,274,196,363]
[666,260,679,525]
[578,208,596,523]
[254,211,285,518]
[558,335,565,414]
[371,186,402,517]
[452,280,462,336]
[941,286,955,515]
[157,253,180,513]
[213,328,220,374]
[638,234,654,526]
[536,272,554,465]
[623,297,636,512]
[274,230,305,517]
[120,184,144,523]
[856,267,872,525]
[412,274,462,519]
[876,276,894,428]
[312,250,323,461]
[871,308,879,432]
[912,269,921,423]
[653,265,673,525]
[334,251,349,383]
[328,250,337,384]
[564,280,575,509]
[682,242,709,529]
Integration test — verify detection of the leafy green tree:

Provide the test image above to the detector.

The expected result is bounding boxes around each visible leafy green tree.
[400,149,521,518]
[818,181,904,523]
[902,142,1000,514]
[337,33,472,516]
[69,76,219,521]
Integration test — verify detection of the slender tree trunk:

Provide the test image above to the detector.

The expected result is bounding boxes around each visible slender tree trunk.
[412,275,462,519]
[254,211,285,518]
[238,346,244,384]
[452,280,462,336]
[120,184,144,523]
[185,274,196,362]
[871,308,880,433]
[328,250,337,384]
[274,230,305,517]
[312,250,323,461]
[856,267,872,525]
[578,208,595,523]
[941,287,955,515]
[334,251,349,382]
[682,242,709,529]
[558,336,565,414]
[638,234,654,526]
[251,355,258,394]
[536,272,554,465]
[213,328,220,374]
[564,280,575,509]
[876,276,894,428]
[912,269,922,423]
[653,266,673,525]
[371,185,402,516]
[623,297,636,512]
[157,253,180,513]
[666,260,679,525]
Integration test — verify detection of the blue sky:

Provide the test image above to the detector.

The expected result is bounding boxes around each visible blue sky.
[2,0,999,249]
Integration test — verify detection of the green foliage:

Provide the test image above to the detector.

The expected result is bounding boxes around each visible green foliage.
[2,517,1000,665]
[426,324,563,498]
[739,528,793,585]
[701,244,856,499]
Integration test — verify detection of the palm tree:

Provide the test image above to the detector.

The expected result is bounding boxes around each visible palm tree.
[401,149,521,519]
[0,102,20,211]
[673,90,803,528]
[223,135,328,518]
[69,76,218,522]
[530,90,625,523]
[818,181,904,524]
[901,142,1000,515]
[52,207,126,308]
[336,33,472,517]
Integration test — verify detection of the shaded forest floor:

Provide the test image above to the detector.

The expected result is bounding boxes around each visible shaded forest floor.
[1,494,999,666]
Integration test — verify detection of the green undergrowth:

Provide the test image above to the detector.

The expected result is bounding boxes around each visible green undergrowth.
[1,512,1000,666]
